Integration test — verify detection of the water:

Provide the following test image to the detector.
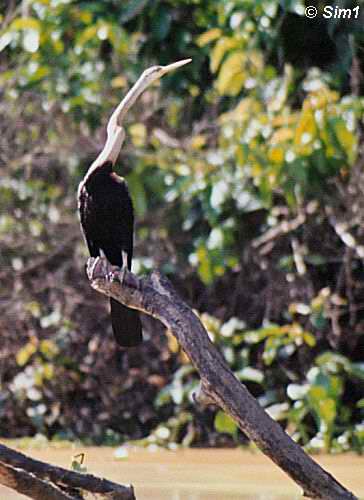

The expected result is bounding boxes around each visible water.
[0,445,362,499]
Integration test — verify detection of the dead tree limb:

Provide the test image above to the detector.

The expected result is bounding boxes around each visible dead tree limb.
[0,461,74,500]
[0,442,135,500]
[87,256,358,500]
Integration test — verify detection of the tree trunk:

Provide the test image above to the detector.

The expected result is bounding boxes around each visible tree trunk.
[87,256,358,500]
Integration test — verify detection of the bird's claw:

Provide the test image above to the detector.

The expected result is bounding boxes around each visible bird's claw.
[106,265,126,285]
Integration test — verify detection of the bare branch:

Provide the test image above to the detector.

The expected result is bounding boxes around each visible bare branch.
[0,443,135,500]
[252,213,306,249]
[0,462,74,500]
[87,256,358,500]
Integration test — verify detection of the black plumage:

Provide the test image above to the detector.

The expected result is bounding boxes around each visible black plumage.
[78,160,143,347]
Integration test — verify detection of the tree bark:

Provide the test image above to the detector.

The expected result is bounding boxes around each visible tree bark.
[87,256,358,500]
[0,461,74,500]
[0,442,135,500]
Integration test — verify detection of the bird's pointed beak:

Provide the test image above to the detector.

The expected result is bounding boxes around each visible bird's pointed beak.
[160,58,192,76]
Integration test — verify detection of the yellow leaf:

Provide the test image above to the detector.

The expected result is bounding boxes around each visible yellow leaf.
[40,340,59,359]
[308,88,339,109]
[77,25,98,46]
[197,245,213,284]
[219,97,258,123]
[320,128,331,149]
[197,28,222,47]
[270,128,294,144]
[213,265,225,276]
[319,398,336,423]
[303,332,316,347]
[129,123,146,147]
[111,75,127,88]
[309,386,326,400]
[78,10,93,24]
[43,363,54,380]
[9,17,41,32]
[294,109,316,146]
[52,39,64,54]
[272,113,299,127]
[25,301,41,318]
[246,50,264,75]
[216,51,245,96]
[251,162,262,177]
[234,97,254,116]
[189,85,199,97]
[268,147,284,164]
[167,330,179,353]
[221,72,245,96]
[16,342,37,367]
[190,134,206,150]
[179,349,190,364]
[334,121,356,161]
[210,37,239,73]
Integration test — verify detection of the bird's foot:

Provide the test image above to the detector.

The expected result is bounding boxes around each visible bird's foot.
[107,265,127,285]
[118,265,127,285]
[87,256,108,281]
[117,250,129,284]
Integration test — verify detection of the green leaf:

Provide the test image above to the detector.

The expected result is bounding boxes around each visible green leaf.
[28,66,50,83]
[77,25,98,46]
[315,352,350,372]
[151,6,171,41]
[196,245,213,284]
[214,410,238,436]
[170,381,184,405]
[71,461,87,473]
[235,367,264,384]
[127,173,147,217]
[350,363,364,381]
[120,0,150,24]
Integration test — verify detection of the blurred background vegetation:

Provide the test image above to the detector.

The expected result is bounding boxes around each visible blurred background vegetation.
[0,0,364,453]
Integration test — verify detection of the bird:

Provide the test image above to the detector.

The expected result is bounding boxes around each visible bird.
[78,59,192,347]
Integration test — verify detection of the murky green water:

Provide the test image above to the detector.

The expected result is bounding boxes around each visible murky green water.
[0,445,362,499]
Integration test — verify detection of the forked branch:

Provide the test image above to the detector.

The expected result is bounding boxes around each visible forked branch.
[87,256,358,500]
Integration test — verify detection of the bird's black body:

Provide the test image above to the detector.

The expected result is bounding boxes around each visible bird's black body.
[78,161,143,347]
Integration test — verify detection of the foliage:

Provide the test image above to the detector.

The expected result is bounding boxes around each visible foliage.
[0,0,363,451]
[146,313,364,452]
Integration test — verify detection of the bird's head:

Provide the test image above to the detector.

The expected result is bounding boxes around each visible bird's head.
[109,58,192,129]
[140,59,192,87]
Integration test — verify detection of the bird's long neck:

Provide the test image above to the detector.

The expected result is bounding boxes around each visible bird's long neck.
[107,75,150,135]
[83,71,154,184]
[83,125,125,183]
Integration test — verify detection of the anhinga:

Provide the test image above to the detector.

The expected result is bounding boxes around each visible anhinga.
[78,59,191,347]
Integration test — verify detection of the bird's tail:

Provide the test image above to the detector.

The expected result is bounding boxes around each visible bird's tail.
[110,298,143,347]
